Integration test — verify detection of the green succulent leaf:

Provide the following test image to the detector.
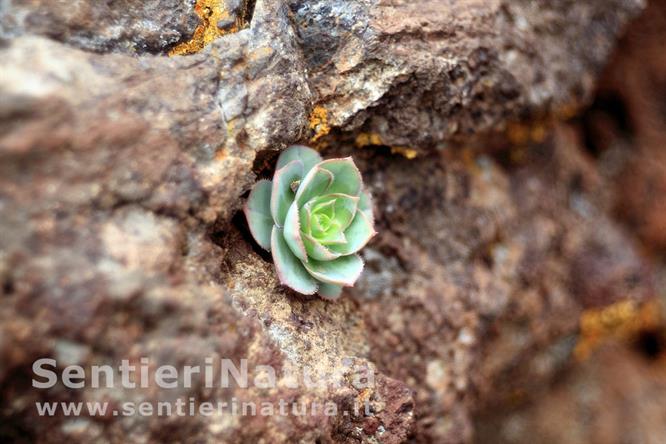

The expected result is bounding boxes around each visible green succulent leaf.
[270,159,304,227]
[318,158,362,197]
[243,179,273,251]
[302,232,341,261]
[303,198,328,233]
[299,203,313,235]
[309,199,339,237]
[295,166,334,206]
[359,190,374,225]
[317,282,344,300]
[329,210,375,255]
[283,201,308,262]
[246,146,374,298]
[271,226,318,295]
[312,197,336,219]
[308,193,359,235]
[316,229,347,246]
[302,254,364,286]
[276,145,322,176]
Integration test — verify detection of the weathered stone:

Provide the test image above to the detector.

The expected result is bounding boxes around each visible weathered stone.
[288,0,645,148]
[0,0,660,443]
[0,0,200,54]
[584,0,666,252]
[475,343,666,444]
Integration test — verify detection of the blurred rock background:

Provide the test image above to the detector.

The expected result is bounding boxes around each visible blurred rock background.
[0,0,665,443]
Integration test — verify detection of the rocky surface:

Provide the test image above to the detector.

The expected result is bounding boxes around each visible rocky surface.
[0,0,201,54]
[475,342,666,444]
[587,0,666,252]
[291,0,646,147]
[0,0,663,443]
[472,1,666,441]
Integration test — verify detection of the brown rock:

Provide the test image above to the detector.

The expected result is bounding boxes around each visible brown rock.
[0,0,658,443]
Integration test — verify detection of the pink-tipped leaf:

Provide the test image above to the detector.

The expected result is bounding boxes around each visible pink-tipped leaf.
[302,253,364,286]
[244,179,273,251]
[271,227,318,295]
[302,232,342,261]
[318,158,362,197]
[276,145,322,176]
[295,166,334,207]
[271,159,304,227]
[329,210,376,255]
[283,201,308,262]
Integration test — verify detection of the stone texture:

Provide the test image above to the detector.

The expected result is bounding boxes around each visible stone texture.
[288,0,645,147]
[581,0,666,253]
[0,0,200,54]
[474,342,666,444]
[473,1,666,441]
[0,0,662,443]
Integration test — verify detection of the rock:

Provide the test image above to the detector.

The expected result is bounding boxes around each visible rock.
[475,342,666,444]
[0,0,201,54]
[0,0,659,443]
[583,0,666,253]
[287,0,645,148]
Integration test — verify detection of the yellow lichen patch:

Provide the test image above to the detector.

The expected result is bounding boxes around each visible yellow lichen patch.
[355,132,383,148]
[308,106,331,142]
[506,121,549,146]
[504,120,551,166]
[355,133,418,159]
[169,0,241,56]
[574,299,663,361]
[390,146,418,159]
[356,387,372,406]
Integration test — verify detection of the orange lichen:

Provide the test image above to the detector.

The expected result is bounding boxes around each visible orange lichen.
[506,121,549,146]
[355,132,383,148]
[503,120,551,166]
[169,0,245,56]
[308,106,331,142]
[355,133,418,159]
[574,299,663,361]
[390,146,418,159]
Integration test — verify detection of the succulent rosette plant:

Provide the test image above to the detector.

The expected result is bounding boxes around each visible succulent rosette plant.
[244,145,376,299]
